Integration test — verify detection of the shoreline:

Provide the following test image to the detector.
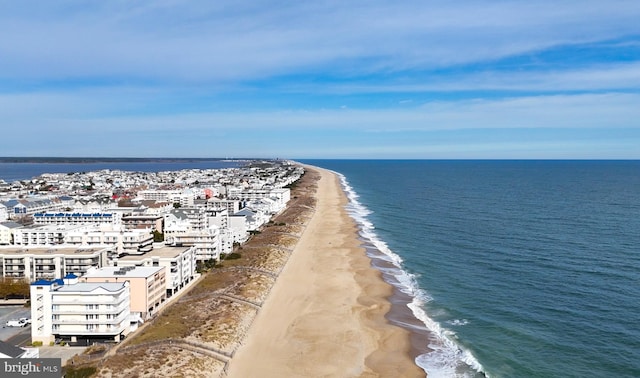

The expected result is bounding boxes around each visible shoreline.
[89,164,427,377]
[226,166,424,377]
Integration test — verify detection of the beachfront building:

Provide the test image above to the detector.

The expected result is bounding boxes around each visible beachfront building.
[30,276,131,345]
[64,226,154,255]
[164,209,223,261]
[164,225,222,261]
[81,266,166,321]
[206,209,248,247]
[205,198,243,214]
[113,245,198,298]
[233,208,270,231]
[227,188,291,211]
[0,246,108,281]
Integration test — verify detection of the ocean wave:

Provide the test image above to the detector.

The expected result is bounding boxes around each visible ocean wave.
[333,170,489,378]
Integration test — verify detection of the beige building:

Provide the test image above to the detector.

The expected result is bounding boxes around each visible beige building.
[115,245,198,298]
[121,214,164,233]
[81,266,166,320]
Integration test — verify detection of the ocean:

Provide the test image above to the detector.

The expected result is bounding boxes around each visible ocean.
[2,159,639,377]
[303,160,640,378]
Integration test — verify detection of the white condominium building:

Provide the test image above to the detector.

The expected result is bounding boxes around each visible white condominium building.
[30,275,131,345]
[64,226,154,255]
[12,224,87,246]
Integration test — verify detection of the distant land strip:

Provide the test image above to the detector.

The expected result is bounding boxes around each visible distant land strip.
[0,157,259,163]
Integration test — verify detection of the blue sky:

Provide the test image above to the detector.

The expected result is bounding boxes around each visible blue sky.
[1,1,639,159]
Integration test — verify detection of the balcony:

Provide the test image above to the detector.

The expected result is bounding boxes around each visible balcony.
[52,303,128,315]
[51,296,128,305]
[52,313,129,326]
[56,326,127,336]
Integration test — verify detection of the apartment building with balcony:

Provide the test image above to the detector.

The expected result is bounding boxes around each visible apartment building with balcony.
[0,246,108,281]
[33,212,120,227]
[0,221,21,245]
[121,214,164,232]
[81,266,166,321]
[12,224,86,246]
[114,245,198,297]
[64,226,153,255]
[136,189,182,202]
[30,276,131,345]
[205,198,243,214]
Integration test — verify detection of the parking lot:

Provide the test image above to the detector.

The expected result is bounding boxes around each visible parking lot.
[1,305,86,364]
[0,305,32,342]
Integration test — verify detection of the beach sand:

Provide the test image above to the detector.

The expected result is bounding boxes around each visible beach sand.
[226,166,425,377]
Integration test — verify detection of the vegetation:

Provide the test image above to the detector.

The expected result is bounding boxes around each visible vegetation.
[63,366,97,378]
[152,230,164,242]
[220,252,241,260]
[0,278,30,299]
[76,167,320,376]
[196,258,219,273]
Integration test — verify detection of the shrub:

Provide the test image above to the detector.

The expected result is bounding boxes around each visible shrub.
[226,252,241,260]
[64,366,97,378]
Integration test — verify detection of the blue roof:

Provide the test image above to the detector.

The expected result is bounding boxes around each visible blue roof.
[31,279,54,286]
[64,273,78,279]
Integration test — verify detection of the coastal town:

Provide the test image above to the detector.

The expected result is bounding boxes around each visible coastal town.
[0,160,307,374]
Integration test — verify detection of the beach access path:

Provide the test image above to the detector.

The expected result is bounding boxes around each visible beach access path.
[226,166,424,377]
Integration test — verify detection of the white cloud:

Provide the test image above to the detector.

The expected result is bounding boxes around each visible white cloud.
[2,92,638,136]
[1,1,639,82]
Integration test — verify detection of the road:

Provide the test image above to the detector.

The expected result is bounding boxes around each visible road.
[5,325,32,347]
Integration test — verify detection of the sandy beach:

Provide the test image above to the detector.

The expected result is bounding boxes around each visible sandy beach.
[227,166,424,377]
[77,165,425,377]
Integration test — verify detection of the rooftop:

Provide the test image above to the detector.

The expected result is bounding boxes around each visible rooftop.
[83,266,164,278]
[55,282,128,293]
[0,246,109,256]
[119,245,191,260]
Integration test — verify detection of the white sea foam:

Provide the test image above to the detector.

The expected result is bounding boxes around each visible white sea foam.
[447,319,470,326]
[333,170,489,378]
